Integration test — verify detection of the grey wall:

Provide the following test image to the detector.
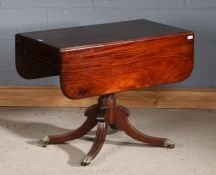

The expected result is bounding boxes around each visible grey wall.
[0,0,215,87]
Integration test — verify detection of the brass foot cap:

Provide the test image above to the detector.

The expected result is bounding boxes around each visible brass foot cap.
[81,156,93,166]
[41,136,50,148]
[164,139,175,149]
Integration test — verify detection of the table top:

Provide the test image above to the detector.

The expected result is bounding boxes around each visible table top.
[16,19,194,99]
[17,19,189,51]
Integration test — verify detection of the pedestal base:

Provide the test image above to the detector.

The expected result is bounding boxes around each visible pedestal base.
[41,94,175,166]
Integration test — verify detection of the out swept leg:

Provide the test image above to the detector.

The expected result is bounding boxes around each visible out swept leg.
[41,105,98,147]
[115,106,175,148]
[40,93,175,167]
[81,110,108,166]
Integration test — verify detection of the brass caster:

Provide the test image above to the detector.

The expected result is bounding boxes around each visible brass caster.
[81,155,93,166]
[164,139,175,149]
[41,136,50,148]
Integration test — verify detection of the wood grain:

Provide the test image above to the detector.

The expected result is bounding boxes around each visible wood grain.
[15,19,194,99]
[60,33,194,99]
[0,86,215,109]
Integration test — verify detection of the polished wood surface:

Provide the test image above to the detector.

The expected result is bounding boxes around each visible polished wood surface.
[43,106,98,144]
[42,94,175,166]
[16,19,194,99]
[16,19,188,50]
[60,33,193,99]
[16,36,59,79]
[15,19,194,166]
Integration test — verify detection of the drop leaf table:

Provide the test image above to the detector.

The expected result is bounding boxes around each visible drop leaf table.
[16,19,194,166]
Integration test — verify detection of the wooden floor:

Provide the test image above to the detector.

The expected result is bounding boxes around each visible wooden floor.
[0,86,216,109]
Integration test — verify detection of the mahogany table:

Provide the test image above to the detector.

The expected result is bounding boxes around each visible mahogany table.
[15,19,194,166]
